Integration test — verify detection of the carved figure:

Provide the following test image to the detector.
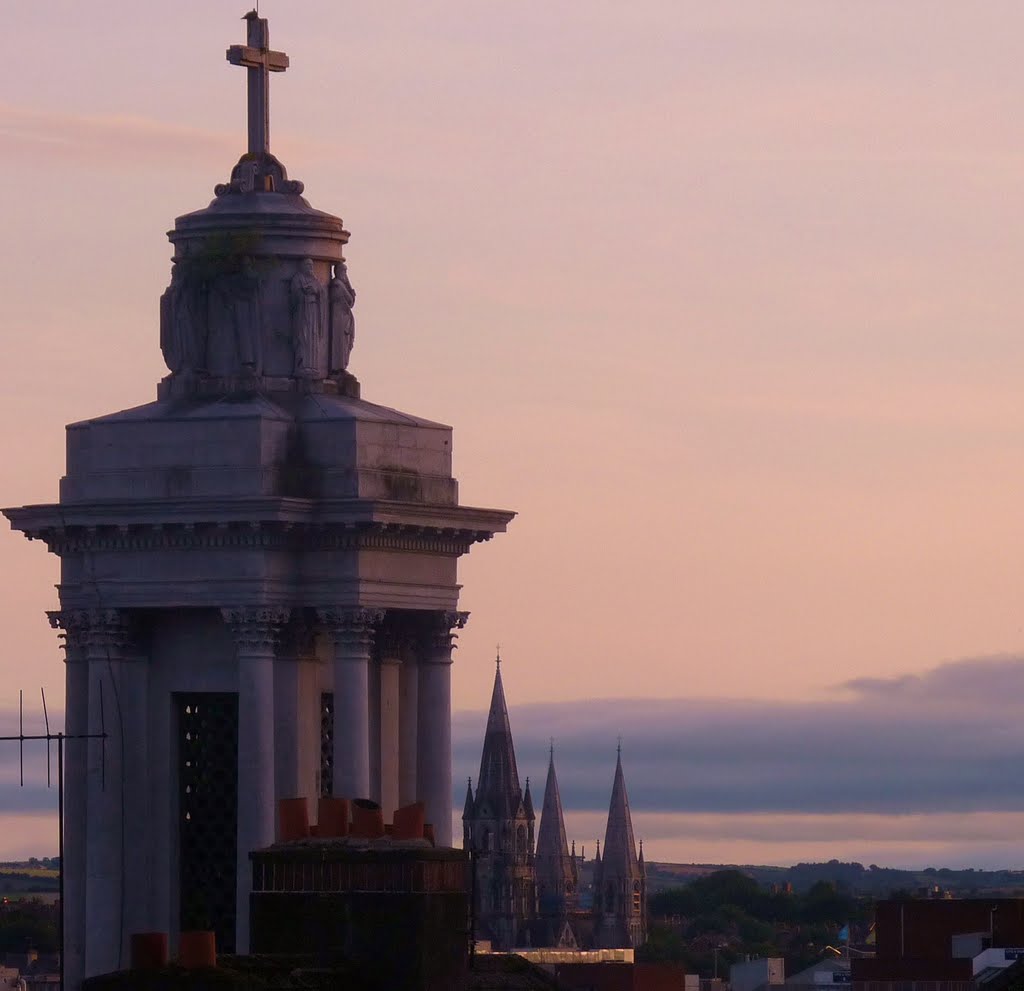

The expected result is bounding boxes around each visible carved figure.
[159,264,205,374]
[290,258,326,378]
[206,256,262,377]
[328,261,357,374]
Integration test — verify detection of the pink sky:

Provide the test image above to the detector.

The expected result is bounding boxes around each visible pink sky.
[3,2,1024,865]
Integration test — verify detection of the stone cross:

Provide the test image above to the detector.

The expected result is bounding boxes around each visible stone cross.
[226,10,289,156]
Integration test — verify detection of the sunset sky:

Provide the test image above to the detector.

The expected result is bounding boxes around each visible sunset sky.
[3,2,1024,867]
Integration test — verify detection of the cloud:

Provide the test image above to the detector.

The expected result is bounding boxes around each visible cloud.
[841,654,1024,705]
[0,104,341,169]
[454,655,1024,818]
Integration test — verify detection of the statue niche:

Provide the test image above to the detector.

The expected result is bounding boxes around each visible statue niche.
[159,263,206,376]
[328,261,356,375]
[290,258,326,379]
[206,255,263,377]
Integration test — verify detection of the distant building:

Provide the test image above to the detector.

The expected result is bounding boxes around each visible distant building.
[787,956,850,991]
[852,898,1024,991]
[463,659,537,950]
[731,958,785,991]
[464,660,648,950]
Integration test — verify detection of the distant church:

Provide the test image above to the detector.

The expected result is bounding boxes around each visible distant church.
[462,660,647,951]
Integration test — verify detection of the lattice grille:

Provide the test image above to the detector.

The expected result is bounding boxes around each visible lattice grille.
[177,693,239,953]
[320,692,334,796]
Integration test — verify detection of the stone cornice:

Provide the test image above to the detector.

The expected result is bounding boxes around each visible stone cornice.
[4,498,514,558]
[8,520,492,557]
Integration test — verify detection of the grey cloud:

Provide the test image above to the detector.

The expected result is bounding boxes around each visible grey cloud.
[840,654,1024,705]
[454,656,1024,817]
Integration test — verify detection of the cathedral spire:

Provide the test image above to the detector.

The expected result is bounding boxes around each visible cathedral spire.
[463,777,475,819]
[593,745,646,948]
[601,743,639,873]
[473,655,522,819]
[535,745,579,938]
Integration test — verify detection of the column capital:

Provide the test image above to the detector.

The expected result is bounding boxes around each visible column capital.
[422,610,470,657]
[48,608,134,658]
[222,607,291,653]
[317,608,384,652]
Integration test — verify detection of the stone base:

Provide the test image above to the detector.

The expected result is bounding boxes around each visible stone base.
[157,370,361,401]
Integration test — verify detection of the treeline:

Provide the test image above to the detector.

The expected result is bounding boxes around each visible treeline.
[743,860,1024,896]
[640,869,871,976]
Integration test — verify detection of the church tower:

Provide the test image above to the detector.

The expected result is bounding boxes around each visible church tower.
[592,748,647,948]
[3,14,513,989]
[534,746,579,947]
[463,657,536,949]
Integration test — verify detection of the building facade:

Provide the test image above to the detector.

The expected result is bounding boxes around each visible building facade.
[3,15,513,990]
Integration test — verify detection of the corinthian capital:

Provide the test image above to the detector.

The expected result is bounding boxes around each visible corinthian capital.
[48,609,134,657]
[221,606,291,653]
[423,610,470,654]
[316,608,384,651]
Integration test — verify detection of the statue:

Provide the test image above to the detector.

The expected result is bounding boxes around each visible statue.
[290,258,326,378]
[159,263,205,375]
[206,256,262,377]
[328,261,357,374]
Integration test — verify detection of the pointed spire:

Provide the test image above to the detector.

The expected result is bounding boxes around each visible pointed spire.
[536,746,578,919]
[536,746,571,868]
[600,744,641,880]
[638,838,647,874]
[463,776,475,819]
[594,840,601,863]
[472,653,522,818]
[523,776,535,819]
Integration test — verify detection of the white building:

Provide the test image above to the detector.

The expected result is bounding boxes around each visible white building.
[3,13,512,990]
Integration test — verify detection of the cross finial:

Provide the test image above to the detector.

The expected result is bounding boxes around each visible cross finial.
[617,736,622,759]
[550,737,555,761]
[495,644,501,669]
[227,10,289,156]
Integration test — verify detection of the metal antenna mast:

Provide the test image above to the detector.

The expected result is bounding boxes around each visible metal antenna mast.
[1,687,109,991]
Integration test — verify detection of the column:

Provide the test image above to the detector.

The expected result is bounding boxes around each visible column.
[397,638,418,808]
[48,611,90,991]
[273,618,314,803]
[377,630,402,819]
[416,611,468,847]
[51,608,139,983]
[317,609,382,800]
[223,606,289,956]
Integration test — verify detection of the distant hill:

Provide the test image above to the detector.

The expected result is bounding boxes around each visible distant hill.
[0,860,59,897]
[646,859,1024,897]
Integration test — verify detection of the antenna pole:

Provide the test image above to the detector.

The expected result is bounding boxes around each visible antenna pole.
[19,689,24,787]
[41,688,52,788]
[57,734,64,991]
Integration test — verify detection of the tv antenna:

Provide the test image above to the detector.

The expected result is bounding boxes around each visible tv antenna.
[1,687,109,991]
